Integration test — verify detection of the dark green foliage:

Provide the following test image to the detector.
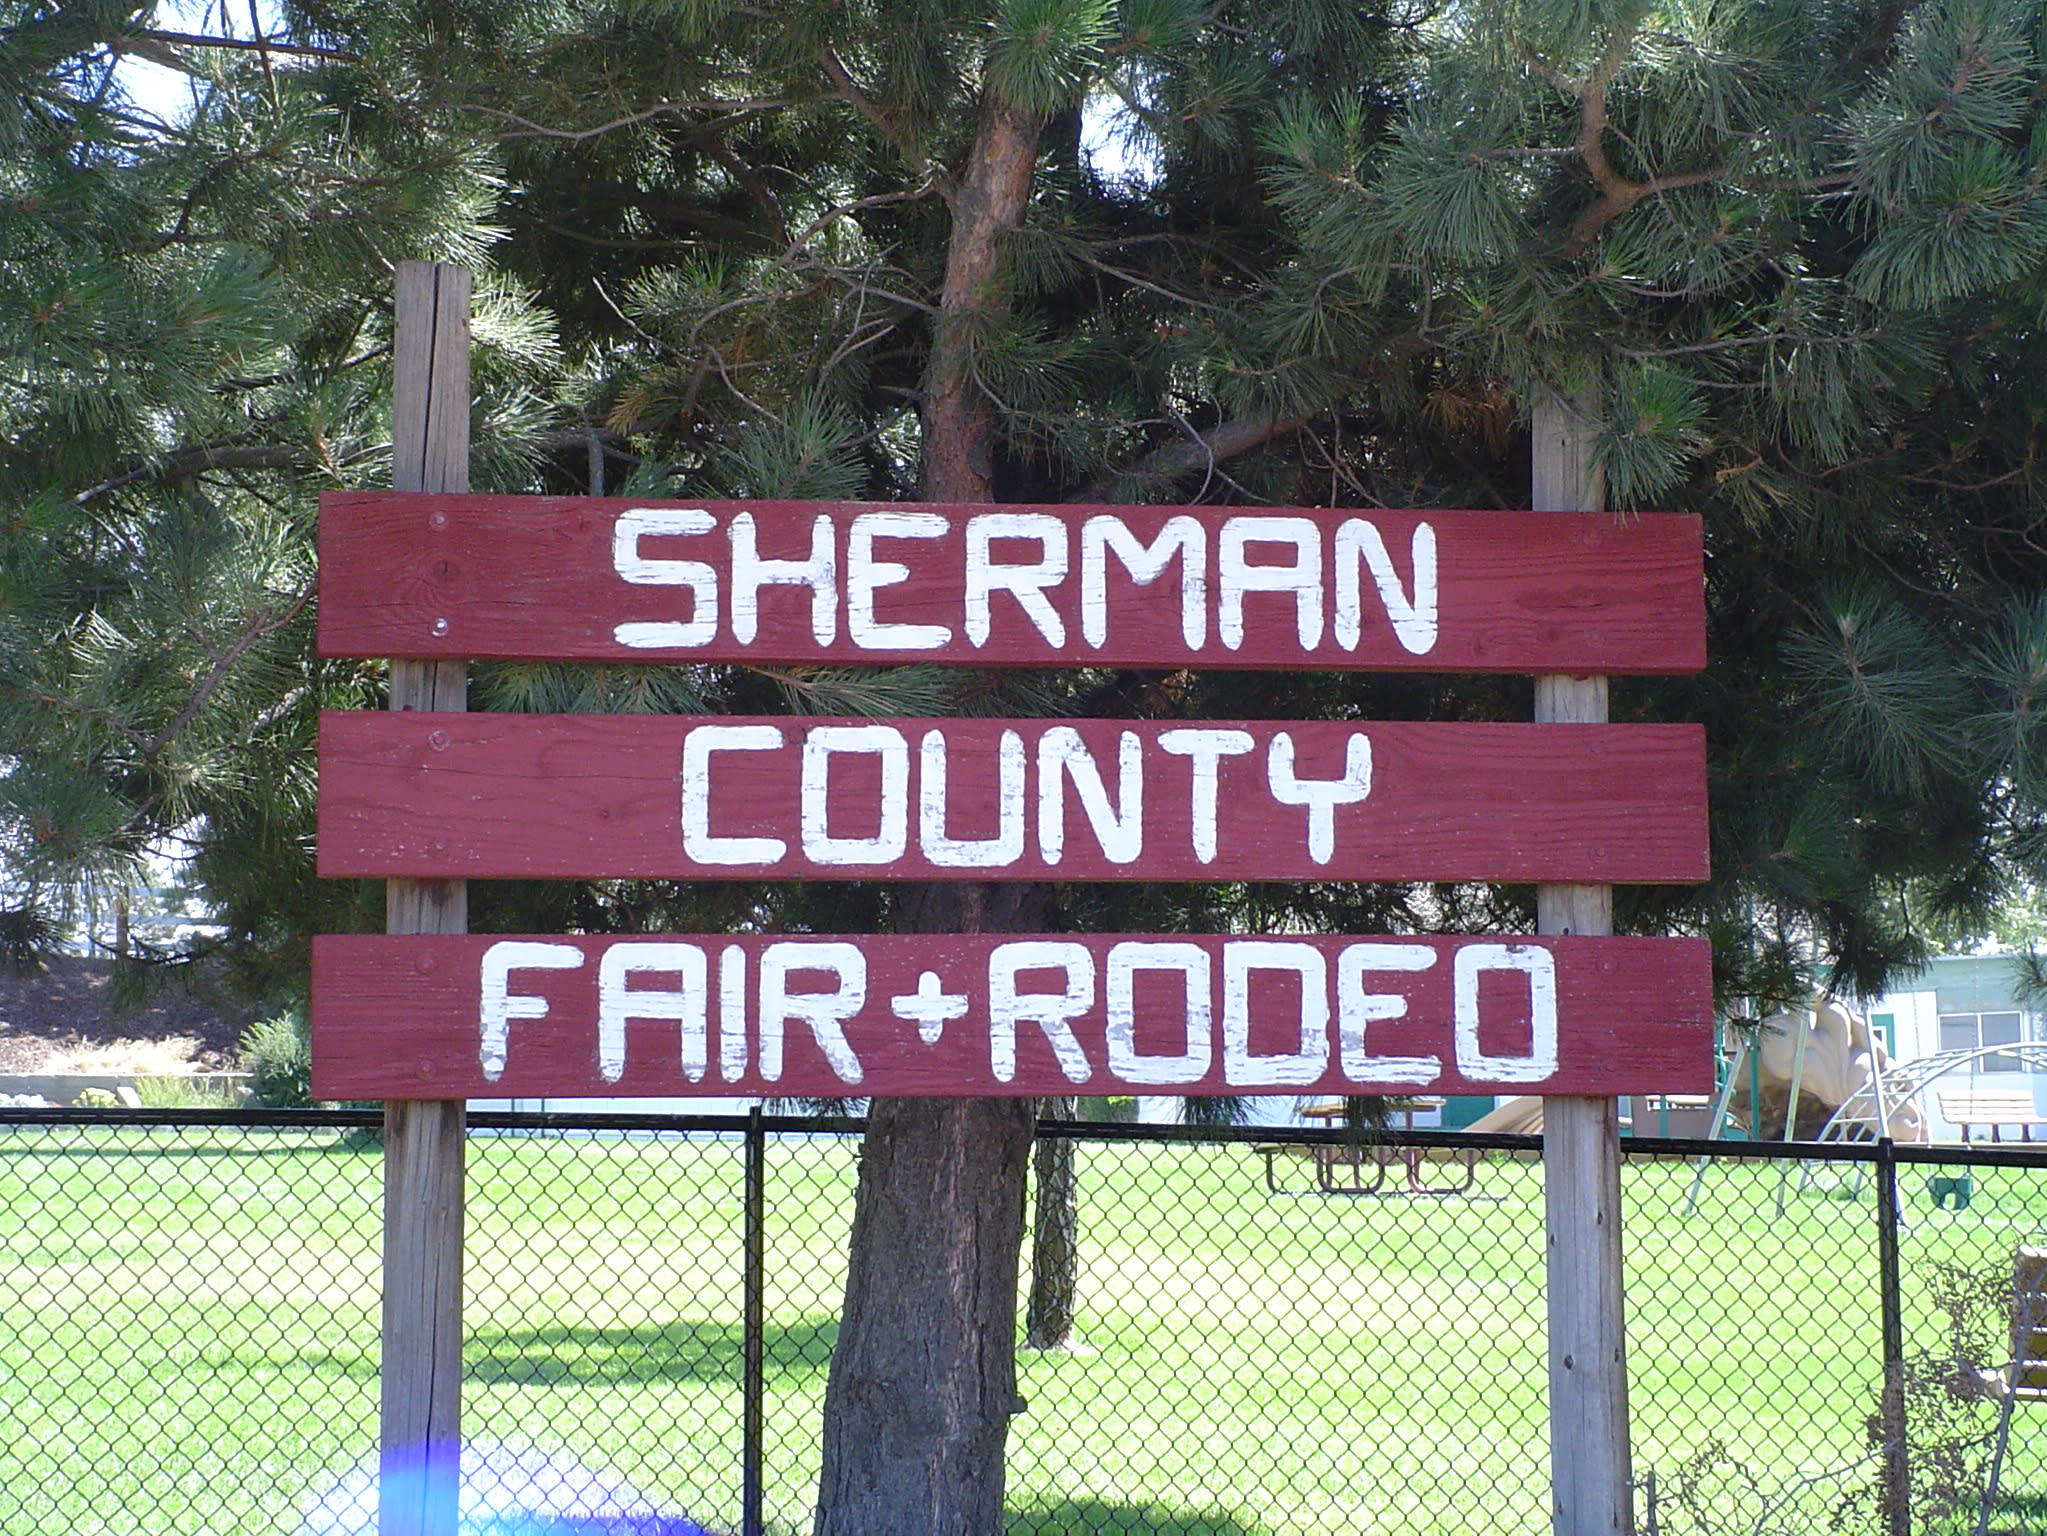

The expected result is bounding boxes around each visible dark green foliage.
[1249,0,2047,1005]
[0,2,545,986]
[0,906,56,974]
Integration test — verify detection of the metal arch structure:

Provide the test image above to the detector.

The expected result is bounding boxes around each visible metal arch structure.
[1818,1043,2047,1143]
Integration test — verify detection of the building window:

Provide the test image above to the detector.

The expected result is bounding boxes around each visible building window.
[1937,1011,2027,1073]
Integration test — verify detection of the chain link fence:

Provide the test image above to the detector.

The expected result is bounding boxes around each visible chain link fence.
[2,1108,2043,1535]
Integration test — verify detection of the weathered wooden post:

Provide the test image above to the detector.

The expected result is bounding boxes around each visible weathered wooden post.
[1535,386,1634,1535]
[381,260,470,1536]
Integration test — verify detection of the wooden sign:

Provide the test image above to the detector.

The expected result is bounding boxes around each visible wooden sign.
[311,933,1713,1100]
[316,494,1707,675]
[317,713,1708,884]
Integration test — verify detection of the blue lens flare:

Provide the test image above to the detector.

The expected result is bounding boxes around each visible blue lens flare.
[298,1443,714,1536]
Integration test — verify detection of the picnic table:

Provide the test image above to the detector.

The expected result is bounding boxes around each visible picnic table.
[1255,1098,1479,1196]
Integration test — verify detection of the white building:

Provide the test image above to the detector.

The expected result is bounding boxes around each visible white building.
[1864,953,2047,1141]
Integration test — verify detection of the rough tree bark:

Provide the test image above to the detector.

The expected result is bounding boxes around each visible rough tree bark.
[812,92,1048,1536]
[816,1092,1039,1532]
[1023,1096,1080,1351]
[919,97,1042,504]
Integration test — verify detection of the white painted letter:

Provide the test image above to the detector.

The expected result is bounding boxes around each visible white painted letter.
[682,725,786,865]
[965,513,1068,647]
[1335,943,1442,1086]
[758,943,866,1085]
[598,943,709,1084]
[719,945,748,1082]
[1267,731,1372,865]
[1334,519,1438,655]
[1105,942,1212,1085]
[1454,943,1559,1084]
[1222,941,1329,1088]
[1038,728,1144,865]
[730,511,837,645]
[479,941,585,1082]
[1080,516,1206,649]
[800,725,909,866]
[988,942,1095,1084]
[1218,517,1322,650]
[1157,728,1254,864]
[848,511,951,650]
[612,508,719,648]
[920,730,1025,868]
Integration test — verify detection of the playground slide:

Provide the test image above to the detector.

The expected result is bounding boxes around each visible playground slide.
[1467,1095,1548,1136]
[1735,1001,1925,1141]
[1464,1001,1926,1141]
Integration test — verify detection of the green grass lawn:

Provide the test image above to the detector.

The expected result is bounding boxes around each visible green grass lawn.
[2,1124,2044,1535]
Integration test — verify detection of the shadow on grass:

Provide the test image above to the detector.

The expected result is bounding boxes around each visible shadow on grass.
[1971,1489,2047,1536]
[1006,1499,1260,1535]
[464,1317,839,1387]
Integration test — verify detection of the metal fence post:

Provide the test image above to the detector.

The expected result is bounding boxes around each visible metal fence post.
[1876,1137,1909,1536]
[743,1105,766,1536]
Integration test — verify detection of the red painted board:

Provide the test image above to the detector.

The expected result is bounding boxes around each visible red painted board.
[317,712,1708,884]
[311,932,1715,1101]
[316,493,1706,674]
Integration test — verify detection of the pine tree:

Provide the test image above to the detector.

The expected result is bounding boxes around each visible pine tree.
[7,2,2047,1531]
[261,8,1421,1526]
[1257,0,2047,1006]
[0,2,542,985]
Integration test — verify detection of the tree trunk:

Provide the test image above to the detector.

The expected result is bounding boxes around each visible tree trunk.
[814,87,1048,1535]
[1024,1097,1080,1351]
[814,1092,1037,1536]
[816,879,1048,1536]
[920,96,1042,505]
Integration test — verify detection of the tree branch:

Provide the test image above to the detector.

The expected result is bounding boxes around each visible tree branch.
[1511,38,1576,94]
[817,45,949,194]
[1069,248,1233,315]
[456,99,792,143]
[0,687,150,752]
[701,135,792,248]
[1555,26,1726,250]
[783,183,942,262]
[1074,415,1300,502]
[141,586,314,766]
[215,344,390,394]
[922,96,1043,500]
[73,443,305,506]
[133,29,354,62]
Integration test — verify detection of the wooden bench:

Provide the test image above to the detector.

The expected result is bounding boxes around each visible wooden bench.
[1937,1089,2047,1144]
